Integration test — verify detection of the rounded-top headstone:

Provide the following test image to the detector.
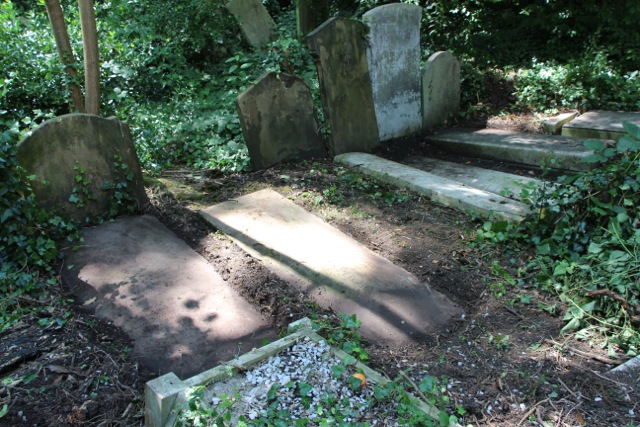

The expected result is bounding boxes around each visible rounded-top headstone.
[17,114,148,222]
[422,51,461,130]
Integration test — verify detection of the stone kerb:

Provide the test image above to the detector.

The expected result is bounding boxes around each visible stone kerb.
[17,114,148,222]
[236,72,327,170]
[308,17,379,155]
[226,0,276,49]
[422,51,461,130]
[364,3,423,141]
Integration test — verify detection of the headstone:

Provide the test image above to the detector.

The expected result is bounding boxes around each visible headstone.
[308,17,379,155]
[17,114,148,222]
[422,51,461,129]
[226,0,276,49]
[296,0,330,37]
[364,4,423,141]
[237,72,328,170]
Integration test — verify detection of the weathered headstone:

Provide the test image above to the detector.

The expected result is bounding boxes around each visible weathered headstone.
[17,114,148,222]
[296,0,330,37]
[422,51,461,129]
[364,4,423,141]
[237,72,327,170]
[308,17,379,155]
[226,0,276,49]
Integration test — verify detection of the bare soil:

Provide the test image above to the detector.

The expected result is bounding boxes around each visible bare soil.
[1,117,638,426]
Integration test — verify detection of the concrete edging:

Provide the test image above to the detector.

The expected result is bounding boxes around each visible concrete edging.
[144,317,459,427]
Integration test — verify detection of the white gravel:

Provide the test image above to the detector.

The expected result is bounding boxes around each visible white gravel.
[202,336,397,425]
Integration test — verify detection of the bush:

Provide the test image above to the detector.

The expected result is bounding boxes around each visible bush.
[521,123,640,353]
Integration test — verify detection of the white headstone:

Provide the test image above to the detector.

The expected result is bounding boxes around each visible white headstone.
[422,51,461,129]
[364,4,423,141]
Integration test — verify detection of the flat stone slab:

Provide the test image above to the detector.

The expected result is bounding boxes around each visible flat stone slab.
[426,128,596,171]
[62,215,276,379]
[403,156,541,200]
[562,110,640,141]
[335,153,530,222]
[200,189,461,344]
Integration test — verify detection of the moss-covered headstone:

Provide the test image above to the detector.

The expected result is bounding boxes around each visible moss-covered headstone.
[17,114,148,222]
[308,17,379,155]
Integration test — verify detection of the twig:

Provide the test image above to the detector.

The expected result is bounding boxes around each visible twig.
[503,305,524,320]
[535,406,550,427]
[517,398,549,426]
[556,377,578,398]
[544,339,621,366]
[589,369,629,387]
[398,370,429,403]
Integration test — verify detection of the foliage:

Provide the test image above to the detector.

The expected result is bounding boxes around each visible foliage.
[0,113,77,331]
[422,0,640,70]
[513,56,640,112]
[176,313,456,426]
[477,124,640,354]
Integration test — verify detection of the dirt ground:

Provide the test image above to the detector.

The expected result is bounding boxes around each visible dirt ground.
[1,114,638,426]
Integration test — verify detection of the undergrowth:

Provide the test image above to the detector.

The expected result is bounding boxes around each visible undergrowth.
[476,123,640,355]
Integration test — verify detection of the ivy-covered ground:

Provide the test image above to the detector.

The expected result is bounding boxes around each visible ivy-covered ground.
[2,115,638,426]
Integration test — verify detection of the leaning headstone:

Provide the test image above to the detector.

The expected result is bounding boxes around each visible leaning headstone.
[226,0,276,49]
[237,72,327,170]
[17,114,148,222]
[308,17,379,155]
[364,4,423,141]
[422,51,461,129]
[296,0,330,37]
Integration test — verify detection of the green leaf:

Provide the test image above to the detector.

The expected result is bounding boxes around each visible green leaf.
[1,208,12,223]
[298,381,312,397]
[68,194,80,203]
[331,364,345,379]
[0,403,7,418]
[583,139,605,151]
[617,135,640,153]
[623,121,640,140]
[438,410,450,426]
[587,242,603,253]
[342,354,357,365]
[536,243,551,255]
[581,301,596,313]
[582,153,606,163]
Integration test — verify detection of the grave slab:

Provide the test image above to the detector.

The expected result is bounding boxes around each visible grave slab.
[308,17,379,155]
[422,51,461,129]
[200,189,461,344]
[335,153,529,222]
[562,110,640,141]
[364,4,422,141]
[62,215,276,379]
[403,156,542,200]
[426,128,596,171]
[226,0,275,49]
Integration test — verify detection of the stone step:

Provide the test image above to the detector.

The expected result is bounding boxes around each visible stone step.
[62,215,277,379]
[403,156,541,201]
[335,152,530,222]
[425,128,597,171]
[200,189,462,344]
[561,110,640,141]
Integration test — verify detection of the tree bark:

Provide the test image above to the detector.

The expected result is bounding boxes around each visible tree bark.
[44,0,85,113]
[78,0,100,115]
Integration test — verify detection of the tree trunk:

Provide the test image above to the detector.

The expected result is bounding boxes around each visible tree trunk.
[78,0,100,115]
[44,0,85,113]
